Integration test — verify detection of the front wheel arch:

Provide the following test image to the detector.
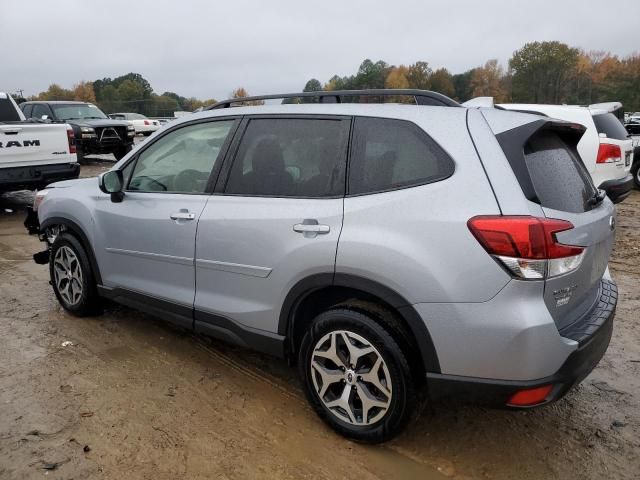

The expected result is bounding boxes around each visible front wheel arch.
[40,217,103,285]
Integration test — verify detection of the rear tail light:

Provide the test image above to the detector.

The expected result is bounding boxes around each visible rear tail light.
[596,143,622,164]
[67,128,76,154]
[468,216,585,280]
[144,120,150,125]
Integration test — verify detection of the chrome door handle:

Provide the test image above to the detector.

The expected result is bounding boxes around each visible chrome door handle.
[293,223,330,234]
[170,212,196,220]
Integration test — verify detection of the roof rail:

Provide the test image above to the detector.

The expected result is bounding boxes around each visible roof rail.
[206,89,461,110]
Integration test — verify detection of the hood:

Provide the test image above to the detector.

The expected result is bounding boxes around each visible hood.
[67,118,131,128]
[48,177,99,189]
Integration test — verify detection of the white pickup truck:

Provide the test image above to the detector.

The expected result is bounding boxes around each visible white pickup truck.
[0,92,79,194]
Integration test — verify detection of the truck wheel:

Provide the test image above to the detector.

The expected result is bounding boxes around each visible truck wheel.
[76,149,86,164]
[114,146,132,161]
[298,308,416,443]
[49,233,101,317]
[632,162,640,189]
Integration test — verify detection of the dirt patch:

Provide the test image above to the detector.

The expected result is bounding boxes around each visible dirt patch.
[1,177,639,479]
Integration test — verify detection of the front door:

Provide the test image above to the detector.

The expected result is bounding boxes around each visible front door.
[93,118,238,320]
[194,116,351,336]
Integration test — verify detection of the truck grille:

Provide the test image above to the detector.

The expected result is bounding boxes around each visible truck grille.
[96,127,127,144]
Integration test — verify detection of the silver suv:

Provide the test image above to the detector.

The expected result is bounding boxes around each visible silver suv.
[25,90,618,443]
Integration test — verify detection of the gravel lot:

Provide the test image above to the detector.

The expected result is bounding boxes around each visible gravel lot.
[1,151,639,479]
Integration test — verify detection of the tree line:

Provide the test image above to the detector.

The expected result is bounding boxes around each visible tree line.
[25,41,640,115]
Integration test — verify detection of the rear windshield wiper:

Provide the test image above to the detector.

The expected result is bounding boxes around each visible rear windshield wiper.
[588,189,607,206]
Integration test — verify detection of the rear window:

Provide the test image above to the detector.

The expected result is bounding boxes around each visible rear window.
[0,97,21,122]
[593,113,629,141]
[524,130,596,213]
[348,117,455,195]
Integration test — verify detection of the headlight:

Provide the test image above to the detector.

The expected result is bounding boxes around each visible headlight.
[33,189,49,212]
[80,127,95,133]
[127,125,135,136]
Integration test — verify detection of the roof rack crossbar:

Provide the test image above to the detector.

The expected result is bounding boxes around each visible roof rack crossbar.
[206,89,460,110]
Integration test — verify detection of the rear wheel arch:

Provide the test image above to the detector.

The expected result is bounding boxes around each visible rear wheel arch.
[40,217,103,285]
[280,273,440,377]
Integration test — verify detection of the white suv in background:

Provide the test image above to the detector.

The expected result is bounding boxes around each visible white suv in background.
[498,102,634,203]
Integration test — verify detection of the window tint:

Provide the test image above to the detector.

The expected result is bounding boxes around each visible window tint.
[524,130,596,213]
[32,104,51,119]
[21,103,33,119]
[348,117,454,195]
[127,120,234,193]
[593,113,629,141]
[225,118,349,197]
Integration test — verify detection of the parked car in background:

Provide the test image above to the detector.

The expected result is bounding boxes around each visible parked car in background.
[20,101,135,161]
[625,114,640,135]
[0,92,78,193]
[109,113,161,136]
[498,102,634,203]
[26,89,618,443]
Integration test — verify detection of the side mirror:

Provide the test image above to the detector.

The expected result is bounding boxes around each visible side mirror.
[99,170,125,202]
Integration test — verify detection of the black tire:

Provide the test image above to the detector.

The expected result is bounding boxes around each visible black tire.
[76,148,86,164]
[49,232,101,317]
[298,308,416,443]
[632,162,640,189]
[113,145,132,161]
[142,131,152,137]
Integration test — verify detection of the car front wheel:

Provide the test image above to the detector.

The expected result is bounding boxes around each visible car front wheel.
[49,233,101,316]
[299,308,416,443]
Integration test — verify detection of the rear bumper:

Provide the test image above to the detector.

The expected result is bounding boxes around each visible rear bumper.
[0,162,79,192]
[599,174,633,204]
[427,279,616,407]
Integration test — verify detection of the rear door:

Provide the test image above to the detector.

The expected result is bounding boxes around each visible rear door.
[193,116,350,335]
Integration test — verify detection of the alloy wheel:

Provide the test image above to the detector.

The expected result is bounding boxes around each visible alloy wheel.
[53,246,84,306]
[310,330,392,426]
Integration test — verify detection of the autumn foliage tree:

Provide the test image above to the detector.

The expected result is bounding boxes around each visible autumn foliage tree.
[470,60,509,102]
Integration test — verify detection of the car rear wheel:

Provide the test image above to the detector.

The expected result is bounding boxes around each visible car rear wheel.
[49,233,101,316]
[299,308,416,443]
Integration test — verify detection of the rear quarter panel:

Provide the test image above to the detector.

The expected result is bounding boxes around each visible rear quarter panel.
[336,108,509,304]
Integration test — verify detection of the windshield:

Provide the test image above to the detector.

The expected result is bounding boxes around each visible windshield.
[51,103,108,121]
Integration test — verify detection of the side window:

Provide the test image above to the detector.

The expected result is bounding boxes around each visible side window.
[127,120,235,193]
[348,117,455,195]
[224,118,349,197]
[22,104,33,118]
[32,104,52,119]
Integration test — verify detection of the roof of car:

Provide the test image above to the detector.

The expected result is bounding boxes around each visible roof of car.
[24,100,92,105]
[172,103,465,129]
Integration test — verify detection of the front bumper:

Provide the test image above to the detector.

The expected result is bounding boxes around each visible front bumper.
[78,137,134,154]
[426,279,617,407]
[0,162,80,193]
[599,174,634,204]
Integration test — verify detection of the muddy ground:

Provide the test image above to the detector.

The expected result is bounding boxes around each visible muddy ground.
[1,154,639,479]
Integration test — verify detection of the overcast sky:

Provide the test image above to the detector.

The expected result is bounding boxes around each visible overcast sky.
[1,0,638,100]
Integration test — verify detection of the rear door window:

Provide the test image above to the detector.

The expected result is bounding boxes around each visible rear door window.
[524,130,597,213]
[224,117,350,197]
[348,117,454,195]
[593,113,629,141]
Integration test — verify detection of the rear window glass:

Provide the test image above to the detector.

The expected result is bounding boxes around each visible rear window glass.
[524,130,596,213]
[593,113,629,141]
[348,117,454,195]
[0,97,21,122]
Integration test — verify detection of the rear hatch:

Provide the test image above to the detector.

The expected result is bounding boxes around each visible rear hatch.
[495,119,616,332]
